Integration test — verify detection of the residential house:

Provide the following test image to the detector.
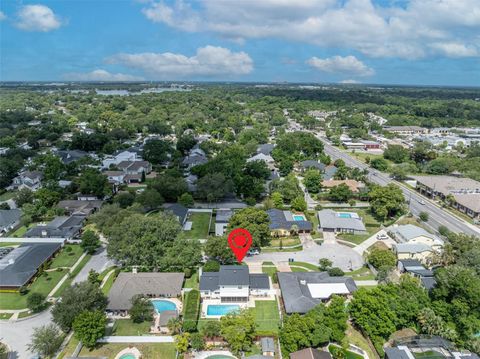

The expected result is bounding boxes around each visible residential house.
[412,175,480,220]
[393,243,435,263]
[185,174,198,192]
[290,348,332,359]
[57,200,103,216]
[102,149,141,169]
[56,150,89,164]
[0,242,62,290]
[164,203,189,226]
[397,259,436,291]
[323,165,338,180]
[104,171,126,185]
[261,338,275,357]
[247,153,276,170]
[215,209,234,236]
[106,272,184,314]
[278,272,357,314]
[321,179,365,193]
[0,209,22,235]
[317,209,366,234]
[24,214,86,240]
[257,143,276,155]
[300,160,325,172]
[116,160,152,183]
[11,171,43,191]
[267,209,313,236]
[183,147,208,170]
[389,224,444,250]
[199,265,271,302]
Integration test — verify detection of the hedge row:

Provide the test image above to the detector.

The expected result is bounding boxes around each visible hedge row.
[183,289,200,332]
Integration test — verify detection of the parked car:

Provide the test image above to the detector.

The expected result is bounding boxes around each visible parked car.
[376,233,389,240]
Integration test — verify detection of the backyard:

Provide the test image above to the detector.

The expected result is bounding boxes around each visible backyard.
[79,343,176,359]
[183,270,199,289]
[181,212,211,239]
[336,208,382,245]
[49,245,84,268]
[110,319,151,336]
[253,300,280,335]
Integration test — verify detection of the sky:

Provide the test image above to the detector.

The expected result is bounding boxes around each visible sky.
[1,0,479,86]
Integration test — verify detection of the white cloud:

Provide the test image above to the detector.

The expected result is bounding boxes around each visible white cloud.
[0,11,6,21]
[307,56,374,76]
[141,0,480,59]
[63,69,144,81]
[106,46,253,78]
[429,42,478,58]
[340,79,360,84]
[16,4,62,32]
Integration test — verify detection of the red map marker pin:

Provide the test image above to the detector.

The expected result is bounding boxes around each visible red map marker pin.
[228,228,253,263]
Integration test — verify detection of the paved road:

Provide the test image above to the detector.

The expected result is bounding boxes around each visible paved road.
[73,246,114,284]
[0,309,52,359]
[319,137,480,237]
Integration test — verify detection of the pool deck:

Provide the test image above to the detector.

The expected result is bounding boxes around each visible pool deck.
[194,350,236,359]
[114,347,142,359]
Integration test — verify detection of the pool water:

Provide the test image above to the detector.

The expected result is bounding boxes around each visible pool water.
[206,356,236,359]
[293,215,305,221]
[119,355,136,359]
[207,304,240,316]
[151,299,177,313]
[338,213,352,218]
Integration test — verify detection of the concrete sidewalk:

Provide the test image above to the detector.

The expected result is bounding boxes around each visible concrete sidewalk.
[98,336,174,343]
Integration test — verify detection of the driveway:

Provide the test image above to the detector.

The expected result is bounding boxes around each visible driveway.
[73,246,114,284]
[0,309,52,359]
[247,241,364,271]
[353,229,395,255]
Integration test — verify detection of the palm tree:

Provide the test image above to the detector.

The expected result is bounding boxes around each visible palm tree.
[291,224,299,236]
[167,317,182,335]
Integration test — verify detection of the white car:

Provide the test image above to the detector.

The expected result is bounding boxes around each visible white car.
[419,199,426,205]
[376,233,389,240]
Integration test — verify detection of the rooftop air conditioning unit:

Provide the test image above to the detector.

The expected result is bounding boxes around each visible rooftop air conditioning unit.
[300,280,307,285]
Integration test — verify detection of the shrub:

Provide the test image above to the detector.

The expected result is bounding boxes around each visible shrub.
[27,293,46,312]
[203,260,220,272]
[328,267,345,277]
[419,211,429,222]
[183,290,200,332]
[19,286,29,296]
[368,247,396,269]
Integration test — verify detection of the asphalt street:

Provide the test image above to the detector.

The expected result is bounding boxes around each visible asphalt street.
[319,136,480,237]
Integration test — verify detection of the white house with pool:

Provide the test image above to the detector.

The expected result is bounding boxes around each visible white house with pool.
[199,265,274,318]
[317,209,367,234]
[106,271,184,333]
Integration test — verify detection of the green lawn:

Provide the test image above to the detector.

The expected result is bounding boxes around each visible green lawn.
[49,245,84,268]
[0,313,13,320]
[262,261,274,266]
[290,266,309,272]
[262,265,277,279]
[182,212,211,239]
[183,270,199,289]
[197,318,219,332]
[0,191,15,201]
[346,323,377,359]
[0,242,19,247]
[111,319,151,336]
[337,208,382,244]
[80,343,176,359]
[101,271,117,295]
[261,245,303,253]
[0,269,66,309]
[345,266,376,281]
[290,261,319,271]
[253,300,280,334]
[269,236,301,247]
[53,254,92,297]
[329,344,364,359]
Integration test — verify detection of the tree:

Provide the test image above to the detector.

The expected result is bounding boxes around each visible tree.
[178,192,194,207]
[383,145,409,163]
[319,258,332,271]
[136,188,164,211]
[205,236,235,264]
[203,260,221,272]
[271,192,284,208]
[150,173,188,202]
[196,173,232,202]
[201,320,221,338]
[72,311,106,349]
[176,134,197,154]
[368,184,405,221]
[175,332,190,353]
[419,211,429,221]
[28,324,64,358]
[303,169,322,193]
[87,270,101,285]
[78,168,110,198]
[129,296,153,323]
[244,160,270,180]
[370,158,389,171]
[328,267,345,276]
[190,332,205,351]
[228,208,271,248]
[14,187,34,207]
[328,184,353,202]
[167,317,182,335]
[418,308,457,341]
[114,191,135,208]
[143,139,171,164]
[291,196,307,212]
[81,230,100,254]
[27,292,46,313]
[323,296,348,342]
[438,225,450,237]
[367,247,396,269]
[220,309,256,355]
[52,281,108,332]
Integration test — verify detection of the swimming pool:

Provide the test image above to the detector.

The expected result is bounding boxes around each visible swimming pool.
[293,215,306,221]
[207,304,240,316]
[206,356,236,359]
[337,213,352,218]
[151,299,177,313]
[119,355,136,359]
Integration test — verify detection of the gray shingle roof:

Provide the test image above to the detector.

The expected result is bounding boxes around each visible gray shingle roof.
[278,272,357,314]
[261,337,275,353]
[390,224,439,243]
[216,209,233,223]
[249,274,270,289]
[107,272,184,311]
[25,215,85,239]
[257,144,275,155]
[323,165,338,180]
[317,209,366,232]
[200,272,220,291]
[219,265,249,286]
[0,242,62,287]
[0,209,22,228]
[290,348,332,359]
[200,266,270,291]
[394,243,432,253]
[164,203,188,224]
[267,209,312,231]
[57,150,88,164]
[301,160,325,171]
